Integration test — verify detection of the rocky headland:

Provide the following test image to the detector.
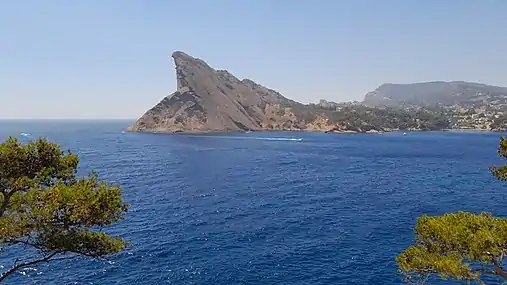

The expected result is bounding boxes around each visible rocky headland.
[127,51,339,133]
[128,52,507,134]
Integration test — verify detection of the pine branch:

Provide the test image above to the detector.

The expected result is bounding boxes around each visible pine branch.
[0,252,60,281]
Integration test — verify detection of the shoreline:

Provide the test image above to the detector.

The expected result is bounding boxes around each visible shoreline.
[124,127,507,135]
[443,128,504,132]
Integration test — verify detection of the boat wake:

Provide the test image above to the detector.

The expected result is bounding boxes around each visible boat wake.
[183,135,303,142]
[20,132,31,137]
[254,137,303,142]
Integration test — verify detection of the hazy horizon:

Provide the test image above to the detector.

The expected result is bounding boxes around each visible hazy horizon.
[2,0,507,118]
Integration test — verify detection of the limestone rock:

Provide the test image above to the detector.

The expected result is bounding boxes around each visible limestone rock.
[128,51,332,133]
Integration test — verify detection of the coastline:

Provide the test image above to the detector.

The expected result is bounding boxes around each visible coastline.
[124,126,507,135]
[443,128,503,132]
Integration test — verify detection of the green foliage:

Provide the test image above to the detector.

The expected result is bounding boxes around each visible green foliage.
[0,137,129,281]
[396,137,507,284]
[489,137,507,181]
[396,212,507,284]
[324,105,450,131]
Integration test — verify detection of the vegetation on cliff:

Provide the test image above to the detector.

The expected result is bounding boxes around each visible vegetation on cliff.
[307,104,450,133]
[334,105,449,131]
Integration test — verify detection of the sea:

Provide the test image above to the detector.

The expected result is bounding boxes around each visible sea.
[1,119,506,285]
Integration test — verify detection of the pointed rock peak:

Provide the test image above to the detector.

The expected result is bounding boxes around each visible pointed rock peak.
[171,51,192,60]
[171,51,211,70]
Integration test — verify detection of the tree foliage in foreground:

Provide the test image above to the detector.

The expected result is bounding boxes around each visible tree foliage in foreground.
[0,137,129,282]
[396,137,507,284]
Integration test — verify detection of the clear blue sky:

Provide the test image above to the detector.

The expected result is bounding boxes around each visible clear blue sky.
[2,0,506,119]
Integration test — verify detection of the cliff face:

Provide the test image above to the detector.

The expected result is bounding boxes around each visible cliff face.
[128,51,332,133]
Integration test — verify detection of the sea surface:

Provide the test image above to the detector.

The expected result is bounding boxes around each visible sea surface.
[1,120,507,285]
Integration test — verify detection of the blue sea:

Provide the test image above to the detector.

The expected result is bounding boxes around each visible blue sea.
[1,120,506,285]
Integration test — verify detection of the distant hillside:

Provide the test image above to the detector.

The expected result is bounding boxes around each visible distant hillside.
[363,81,507,107]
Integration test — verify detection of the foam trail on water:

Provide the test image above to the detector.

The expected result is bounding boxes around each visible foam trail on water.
[181,135,303,142]
[254,137,303,142]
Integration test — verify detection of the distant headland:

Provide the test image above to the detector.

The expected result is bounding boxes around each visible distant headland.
[128,52,507,134]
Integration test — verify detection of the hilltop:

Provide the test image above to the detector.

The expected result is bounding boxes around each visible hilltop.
[361,81,507,131]
[362,81,507,108]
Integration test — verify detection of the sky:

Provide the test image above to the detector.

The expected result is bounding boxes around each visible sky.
[1,0,507,119]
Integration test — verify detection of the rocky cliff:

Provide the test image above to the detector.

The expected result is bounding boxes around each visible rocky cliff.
[128,51,332,133]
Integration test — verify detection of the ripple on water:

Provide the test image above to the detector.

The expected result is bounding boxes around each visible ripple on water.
[1,123,506,285]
